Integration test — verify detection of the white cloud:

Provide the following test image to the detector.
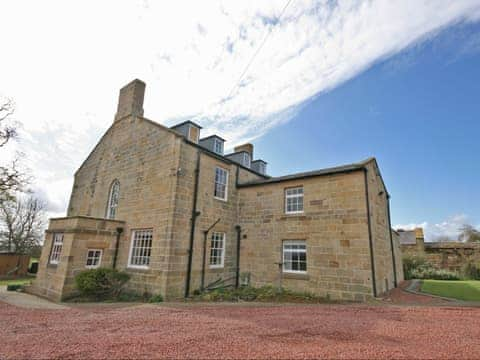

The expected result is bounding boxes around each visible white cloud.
[395,214,479,242]
[0,0,479,215]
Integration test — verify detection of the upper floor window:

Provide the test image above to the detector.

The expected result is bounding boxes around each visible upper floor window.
[213,138,224,155]
[285,186,304,214]
[85,249,102,269]
[128,229,153,269]
[283,240,307,274]
[210,232,225,268]
[214,167,228,201]
[106,180,120,219]
[49,233,64,265]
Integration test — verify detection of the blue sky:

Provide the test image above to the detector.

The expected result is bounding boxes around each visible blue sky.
[256,21,480,237]
[1,1,480,240]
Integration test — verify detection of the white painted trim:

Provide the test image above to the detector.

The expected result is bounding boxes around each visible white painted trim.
[214,167,229,202]
[85,249,103,269]
[209,232,225,268]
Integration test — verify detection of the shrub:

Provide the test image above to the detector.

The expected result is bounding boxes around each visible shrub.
[410,268,460,280]
[403,255,429,280]
[75,268,130,299]
[148,294,164,303]
[198,285,330,303]
[6,284,23,292]
[462,262,480,280]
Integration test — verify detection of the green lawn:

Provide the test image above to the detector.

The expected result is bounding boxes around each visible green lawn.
[0,277,34,286]
[421,280,480,301]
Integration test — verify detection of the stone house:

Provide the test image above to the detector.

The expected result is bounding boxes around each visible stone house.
[30,79,403,302]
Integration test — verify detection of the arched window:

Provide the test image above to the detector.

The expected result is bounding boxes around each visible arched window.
[106,180,120,219]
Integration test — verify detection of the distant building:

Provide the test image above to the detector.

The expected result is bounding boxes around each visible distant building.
[397,227,480,271]
[29,79,404,302]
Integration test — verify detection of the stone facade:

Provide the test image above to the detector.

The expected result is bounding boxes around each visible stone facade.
[30,79,403,301]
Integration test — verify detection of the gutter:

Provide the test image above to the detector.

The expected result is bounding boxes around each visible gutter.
[184,151,201,298]
[235,225,242,288]
[386,195,398,287]
[363,168,377,298]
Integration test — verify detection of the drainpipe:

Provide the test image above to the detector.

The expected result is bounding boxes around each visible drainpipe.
[185,151,201,298]
[235,225,242,288]
[363,168,377,298]
[112,227,123,269]
[386,194,398,287]
[201,218,221,291]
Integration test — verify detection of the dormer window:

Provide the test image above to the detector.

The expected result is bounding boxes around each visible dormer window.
[188,125,199,143]
[214,138,224,155]
[170,121,202,144]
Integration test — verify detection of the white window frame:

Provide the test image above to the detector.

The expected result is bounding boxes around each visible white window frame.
[106,180,120,219]
[85,249,103,269]
[49,233,64,265]
[128,229,153,269]
[285,186,304,214]
[213,138,223,155]
[214,167,229,201]
[209,232,225,268]
[243,152,251,168]
[282,240,307,274]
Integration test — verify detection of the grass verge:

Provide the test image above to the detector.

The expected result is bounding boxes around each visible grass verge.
[0,276,34,287]
[421,280,480,301]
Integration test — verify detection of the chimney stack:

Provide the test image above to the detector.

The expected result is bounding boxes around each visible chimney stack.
[234,143,254,158]
[114,79,146,122]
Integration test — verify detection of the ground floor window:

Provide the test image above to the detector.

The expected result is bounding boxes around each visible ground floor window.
[128,229,153,269]
[85,249,102,269]
[283,240,307,274]
[209,232,225,268]
[49,233,64,265]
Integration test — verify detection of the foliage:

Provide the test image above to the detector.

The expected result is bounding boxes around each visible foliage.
[410,267,460,280]
[403,255,460,280]
[0,196,46,254]
[402,255,428,280]
[148,294,164,303]
[462,262,480,280]
[197,285,331,303]
[421,280,480,302]
[75,268,130,300]
[6,284,23,291]
[458,224,480,243]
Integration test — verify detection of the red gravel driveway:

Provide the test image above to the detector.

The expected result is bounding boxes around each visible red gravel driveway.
[1,302,479,359]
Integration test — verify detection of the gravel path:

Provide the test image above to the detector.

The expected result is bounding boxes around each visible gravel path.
[1,301,479,359]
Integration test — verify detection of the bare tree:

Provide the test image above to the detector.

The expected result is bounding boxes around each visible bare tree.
[0,196,46,255]
[0,98,28,202]
[0,99,17,147]
[458,224,480,243]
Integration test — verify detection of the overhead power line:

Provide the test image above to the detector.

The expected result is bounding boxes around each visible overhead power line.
[219,0,294,113]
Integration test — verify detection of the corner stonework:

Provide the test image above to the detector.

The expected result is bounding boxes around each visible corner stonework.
[27,216,125,302]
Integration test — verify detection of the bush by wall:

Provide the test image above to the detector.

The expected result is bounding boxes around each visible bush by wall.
[462,262,480,280]
[75,268,130,300]
[403,255,460,280]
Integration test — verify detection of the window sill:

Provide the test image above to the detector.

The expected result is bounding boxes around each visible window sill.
[282,272,309,280]
[127,266,150,271]
[209,265,224,270]
[285,211,304,215]
[47,263,58,269]
[214,196,228,202]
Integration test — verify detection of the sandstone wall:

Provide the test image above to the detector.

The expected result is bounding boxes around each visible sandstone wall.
[66,116,181,296]
[237,170,375,301]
